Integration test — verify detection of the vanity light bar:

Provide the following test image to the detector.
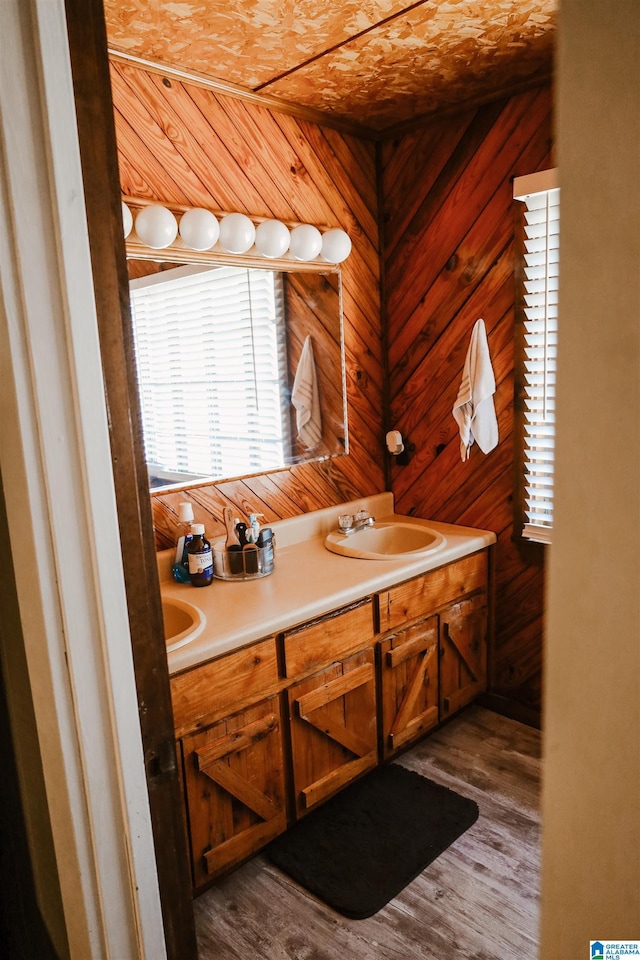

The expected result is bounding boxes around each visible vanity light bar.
[121,199,352,264]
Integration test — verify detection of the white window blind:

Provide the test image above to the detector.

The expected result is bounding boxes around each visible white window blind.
[514,169,559,545]
[129,264,291,483]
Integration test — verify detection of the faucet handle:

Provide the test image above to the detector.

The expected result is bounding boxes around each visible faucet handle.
[354,509,371,522]
[338,514,353,531]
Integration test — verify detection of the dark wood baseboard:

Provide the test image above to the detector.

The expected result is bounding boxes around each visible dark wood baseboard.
[477,693,541,730]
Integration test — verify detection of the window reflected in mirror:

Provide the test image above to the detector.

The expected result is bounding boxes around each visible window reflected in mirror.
[127,259,348,491]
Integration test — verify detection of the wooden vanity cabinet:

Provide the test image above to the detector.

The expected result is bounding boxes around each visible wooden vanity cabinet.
[377,551,489,759]
[170,549,491,892]
[283,599,378,817]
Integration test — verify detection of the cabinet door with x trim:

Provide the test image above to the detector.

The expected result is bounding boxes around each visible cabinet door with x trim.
[287,648,378,818]
[182,695,287,890]
[379,614,439,759]
[439,592,488,720]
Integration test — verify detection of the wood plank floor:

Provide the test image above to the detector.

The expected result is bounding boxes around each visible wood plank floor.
[193,706,541,960]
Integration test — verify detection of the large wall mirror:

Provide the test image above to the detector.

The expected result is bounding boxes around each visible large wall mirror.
[127,255,349,492]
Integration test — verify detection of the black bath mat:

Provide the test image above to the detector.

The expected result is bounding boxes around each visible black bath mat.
[266,763,479,919]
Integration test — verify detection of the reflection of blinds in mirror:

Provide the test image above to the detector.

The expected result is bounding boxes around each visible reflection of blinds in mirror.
[130,264,291,481]
[515,176,559,544]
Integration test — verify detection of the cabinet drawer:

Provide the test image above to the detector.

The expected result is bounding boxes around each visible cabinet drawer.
[283,599,374,678]
[171,637,279,738]
[378,551,487,635]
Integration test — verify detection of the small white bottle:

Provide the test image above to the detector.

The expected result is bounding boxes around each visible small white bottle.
[247,513,261,544]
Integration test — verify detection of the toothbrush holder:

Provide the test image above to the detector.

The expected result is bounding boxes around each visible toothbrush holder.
[212,541,275,581]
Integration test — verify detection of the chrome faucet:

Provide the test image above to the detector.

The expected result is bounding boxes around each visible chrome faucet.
[337,509,375,535]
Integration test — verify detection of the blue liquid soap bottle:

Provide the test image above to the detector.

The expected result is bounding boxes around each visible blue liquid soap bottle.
[187,523,214,587]
[172,501,195,583]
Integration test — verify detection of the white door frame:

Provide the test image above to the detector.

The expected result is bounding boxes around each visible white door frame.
[0,1,165,956]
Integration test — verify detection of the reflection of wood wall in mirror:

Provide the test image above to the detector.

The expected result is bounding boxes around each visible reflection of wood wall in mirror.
[127,258,178,281]
[284,272,346,462]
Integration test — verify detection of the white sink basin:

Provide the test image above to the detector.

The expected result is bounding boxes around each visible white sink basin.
[324,520,446,560]
[161,597,205,652]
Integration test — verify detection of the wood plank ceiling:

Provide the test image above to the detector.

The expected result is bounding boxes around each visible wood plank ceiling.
[103,0,556,133]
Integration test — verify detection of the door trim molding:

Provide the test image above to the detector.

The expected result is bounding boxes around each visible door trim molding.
[0,2,165,956]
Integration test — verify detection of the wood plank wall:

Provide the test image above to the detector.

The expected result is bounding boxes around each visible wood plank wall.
[381,85,553,717]
[110,59,384,549]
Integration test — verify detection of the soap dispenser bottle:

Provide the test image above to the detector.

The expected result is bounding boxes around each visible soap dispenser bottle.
[172,501,195,583]
[187,523,213,587]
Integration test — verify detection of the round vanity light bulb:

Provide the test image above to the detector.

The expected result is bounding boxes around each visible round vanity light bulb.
[254,219,290,258]
[289,223,322,261]
[121,201,133,238]
[219,213,256,254]
[179,208,220,251]
[135,204,178,249]
[321,228,352,264]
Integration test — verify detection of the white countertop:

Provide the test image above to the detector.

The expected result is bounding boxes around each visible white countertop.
[160,494,496,676]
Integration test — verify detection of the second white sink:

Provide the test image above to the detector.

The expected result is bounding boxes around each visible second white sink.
[162,596,206,652]
[324,519,445,560]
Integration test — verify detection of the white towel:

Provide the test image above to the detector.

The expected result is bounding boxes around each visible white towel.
[291,335,322,449]
[452,318,499,461]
